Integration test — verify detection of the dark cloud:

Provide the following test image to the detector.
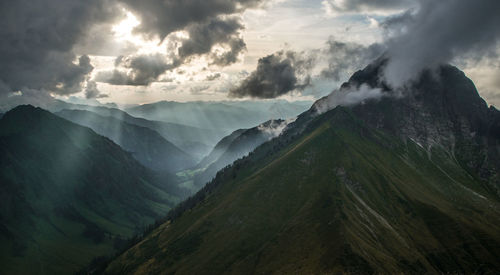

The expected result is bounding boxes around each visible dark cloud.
[190,85,211,95]
[321,38,385,81]
[382,0,500,88]
[84,81,108,99]
[211,38,247,66]
[100,16,249,86]
[322,0,415,14]
[205,73,222,81]
[179,17,246,61]
[1,0,265,93]
[0,0,117,96]
[117,0,265,40]
[229,51,314,99]
[96,54,179,86]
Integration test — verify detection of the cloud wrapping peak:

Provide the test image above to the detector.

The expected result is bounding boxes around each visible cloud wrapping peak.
[229,51,314,99]
[383,0,500,88]
[321,38,385,81]
[313,84,384,114]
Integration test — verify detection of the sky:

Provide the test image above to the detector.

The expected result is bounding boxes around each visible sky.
[1,0,499,107]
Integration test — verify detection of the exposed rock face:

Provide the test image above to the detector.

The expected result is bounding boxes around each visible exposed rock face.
[341,60,500,194]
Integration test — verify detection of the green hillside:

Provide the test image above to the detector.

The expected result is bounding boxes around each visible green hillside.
[108,107,500,274]
[194,120,287,188]
[105,64,500,274]
[0,106,185,274]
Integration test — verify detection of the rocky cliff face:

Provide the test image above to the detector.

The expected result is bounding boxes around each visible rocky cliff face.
[345,61,499,194]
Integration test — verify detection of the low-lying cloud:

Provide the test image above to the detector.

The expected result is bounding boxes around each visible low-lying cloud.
[313,84,384,114]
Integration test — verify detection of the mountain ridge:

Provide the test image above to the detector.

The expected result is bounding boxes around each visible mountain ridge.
[104,62,500,274]
[0,105,186,274]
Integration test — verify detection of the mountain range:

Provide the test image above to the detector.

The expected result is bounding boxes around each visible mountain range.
[58,106,224,161]
[56,109,196,172]
[0,106,187,274]
[104,62,500,274]
[125,100,309,131]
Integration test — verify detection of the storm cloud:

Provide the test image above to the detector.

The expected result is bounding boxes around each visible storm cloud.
[96,1,264,86]
[96,54,178,86]
[322,0,415,15]
[0,0,117,96]
[1,0,268,94]
[382,0,500,88]
[84,81,107,99]
[229,51,314,99]
[118,0,265,40]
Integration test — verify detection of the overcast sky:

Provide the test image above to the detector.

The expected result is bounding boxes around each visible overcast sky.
[1,0,499,107]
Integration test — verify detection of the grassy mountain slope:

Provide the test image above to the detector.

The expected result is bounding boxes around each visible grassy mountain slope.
[194,120,287,188]
[56,109,196,172]
[0,106,185,274]
[196,129,247,169]
[106,106,500,274]
[105,61,500,273]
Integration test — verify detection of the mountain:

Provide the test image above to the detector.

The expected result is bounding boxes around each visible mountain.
[194,119,290,188]
[105,63,500,274]
[0,106,187,274]
[0,97,222,161]
[56,109,196,172]
[125,100,307,132]
[221,100,312,121]
[196,129,247,169]
[62,106,223,160]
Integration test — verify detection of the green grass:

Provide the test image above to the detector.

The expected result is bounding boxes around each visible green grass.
[106,107,500,274]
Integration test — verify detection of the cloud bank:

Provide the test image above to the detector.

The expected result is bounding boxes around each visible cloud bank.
[0,0,116,96]
[382,0,500,88]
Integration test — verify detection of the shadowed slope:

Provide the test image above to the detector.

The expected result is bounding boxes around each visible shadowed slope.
[0,105,185,274]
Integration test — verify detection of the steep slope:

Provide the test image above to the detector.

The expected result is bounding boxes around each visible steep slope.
[194,120,289,188]
[343,61,499,193]
[105,64,500,274]
[56,109,196,172]
[0,106,185,274]
[196,129,247,169]
[64,106,222,160]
